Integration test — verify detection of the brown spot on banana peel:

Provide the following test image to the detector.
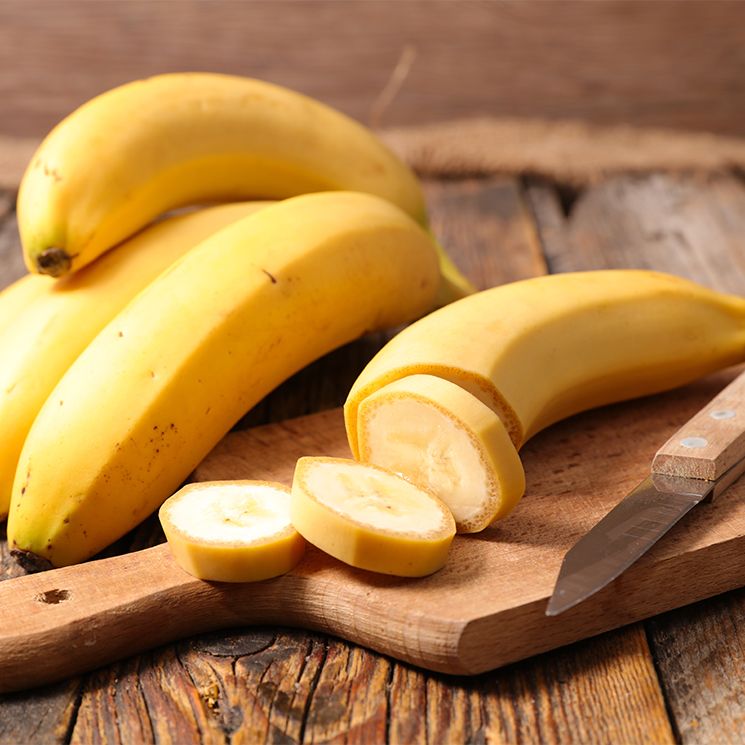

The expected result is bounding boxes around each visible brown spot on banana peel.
[35,248,73,277]
[42,163,62,182]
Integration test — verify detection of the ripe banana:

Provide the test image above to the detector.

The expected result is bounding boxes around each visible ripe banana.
[291,457,455,576]
[0,274,53,339]
[17,72,472,303]
[159,481,305,582]
[346,270,745,527]
[0,202,270,520]
[9,191,440,568]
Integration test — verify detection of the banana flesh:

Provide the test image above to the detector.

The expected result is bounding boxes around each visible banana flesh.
[291,457,455,576]
[8,191,440,568]
[346,270,745,525]
[0,202,271,519]
[159,481,305,582]
[357,375,525,532]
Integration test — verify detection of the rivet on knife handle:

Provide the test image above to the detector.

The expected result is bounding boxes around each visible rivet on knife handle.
[652,369,745,481]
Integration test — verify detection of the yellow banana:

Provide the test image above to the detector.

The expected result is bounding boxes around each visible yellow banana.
[346,270,745,527]
[0,202,270,520]
[0,274,54,339]
[9,192,440,568]
[17,72,471,302]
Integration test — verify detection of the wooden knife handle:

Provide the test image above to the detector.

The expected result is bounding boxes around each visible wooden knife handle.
[653,368,745,480]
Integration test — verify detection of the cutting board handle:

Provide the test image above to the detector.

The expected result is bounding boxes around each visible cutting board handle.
[652,368,745,481]
[0,544,248,692]
[0,541,469,693]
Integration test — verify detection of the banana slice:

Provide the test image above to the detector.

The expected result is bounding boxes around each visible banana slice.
[291,456,455,577]
[356,374,526,532]
[159,481,305,582]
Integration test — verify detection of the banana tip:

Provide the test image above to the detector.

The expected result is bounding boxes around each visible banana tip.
[35,247,72,277]
[10,548,54,573]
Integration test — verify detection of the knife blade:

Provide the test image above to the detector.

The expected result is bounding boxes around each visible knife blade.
[547,368,745,616]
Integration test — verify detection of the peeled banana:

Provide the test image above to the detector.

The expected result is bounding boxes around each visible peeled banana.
[291,457,456,576]
[0,202,270,519]
[347,270,745,527]
[160,481,305,582]
[357,374,525,532]
[9,191,440,568]
[17,72,472,302]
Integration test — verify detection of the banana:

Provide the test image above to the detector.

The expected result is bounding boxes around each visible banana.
[357,374,525,532]
[291,457,455,576]
[159,481,305,582]
[346,270,745,525]
[0,274,53,338]
[17,72,472,303]
[0,202,271,520]
[9,191,440,568]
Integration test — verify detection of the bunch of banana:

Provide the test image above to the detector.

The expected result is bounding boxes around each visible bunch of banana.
[9,192,440,568]
[345,270,745,532]
[0,202,271,520]
[0,273,54,338]
[5,72,467,570]
[17,72,472,305]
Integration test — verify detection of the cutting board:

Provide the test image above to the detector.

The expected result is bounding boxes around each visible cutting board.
[2,368,745,694]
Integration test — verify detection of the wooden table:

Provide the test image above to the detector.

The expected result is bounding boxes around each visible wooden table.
[2,167,745,744]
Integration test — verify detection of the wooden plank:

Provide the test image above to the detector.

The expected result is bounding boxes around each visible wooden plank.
[646,592,745,744]
[527,171,745,743]
[3,2,745,139]
[429,628,672,744]
[424,178,547,289]
[532,173,745,294]
[0,673,80,745]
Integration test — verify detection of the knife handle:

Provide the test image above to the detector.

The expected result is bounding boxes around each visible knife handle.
[653,368,745,481]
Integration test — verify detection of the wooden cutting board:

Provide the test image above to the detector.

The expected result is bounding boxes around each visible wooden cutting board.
[2,368,745,694]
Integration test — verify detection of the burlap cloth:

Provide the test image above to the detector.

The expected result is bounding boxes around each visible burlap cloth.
[3,117,745,191]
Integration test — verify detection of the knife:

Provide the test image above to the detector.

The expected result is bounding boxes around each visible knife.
[546,369,745,616]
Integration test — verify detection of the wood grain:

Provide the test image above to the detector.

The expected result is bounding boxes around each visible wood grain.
[3,1,745,139]
[424,177,547,290]
[531,173,745,294]
[647,590,745,744]
[528,171,745,744]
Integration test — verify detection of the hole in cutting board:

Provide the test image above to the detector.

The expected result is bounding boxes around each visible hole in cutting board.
[34,589,70,605]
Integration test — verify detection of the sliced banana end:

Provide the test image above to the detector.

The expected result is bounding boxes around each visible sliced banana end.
[159,480,305,583]
[291,457,455,577]
[357,374,526,533]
